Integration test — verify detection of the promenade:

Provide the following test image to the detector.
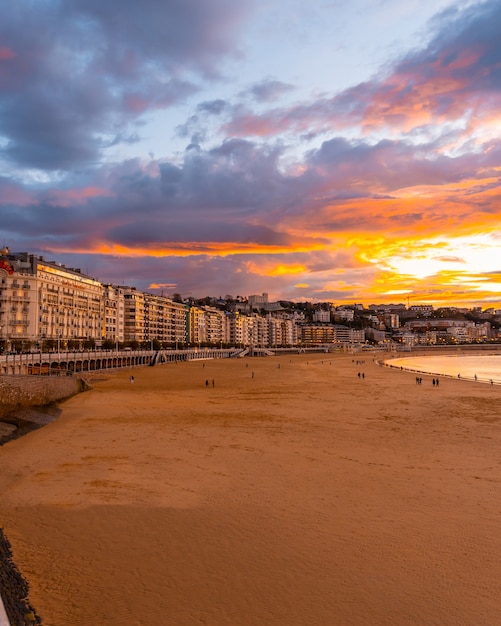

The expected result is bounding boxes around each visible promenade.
[0,348,237,377]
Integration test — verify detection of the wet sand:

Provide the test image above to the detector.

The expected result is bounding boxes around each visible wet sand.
[1,353,501,625]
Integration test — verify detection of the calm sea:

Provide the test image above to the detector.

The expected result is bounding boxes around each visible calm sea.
[385,354,501,384]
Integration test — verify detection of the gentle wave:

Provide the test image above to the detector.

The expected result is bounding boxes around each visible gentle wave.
[385,354,501,384]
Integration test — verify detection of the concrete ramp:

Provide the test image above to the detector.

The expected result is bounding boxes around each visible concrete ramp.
[230,349,248,358]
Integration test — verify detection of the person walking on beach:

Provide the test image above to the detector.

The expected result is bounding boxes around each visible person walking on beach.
[130,375,134,384]
[205,379,209,387]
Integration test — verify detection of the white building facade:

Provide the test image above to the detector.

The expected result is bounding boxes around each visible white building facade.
[0,249,104,349]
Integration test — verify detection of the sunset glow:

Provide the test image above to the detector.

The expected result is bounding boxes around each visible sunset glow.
[0,0,500,307]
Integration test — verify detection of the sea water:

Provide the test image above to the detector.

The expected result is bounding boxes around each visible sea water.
[386,354,501,384]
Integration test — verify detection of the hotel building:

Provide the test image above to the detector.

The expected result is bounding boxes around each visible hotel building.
[0,249,104,350]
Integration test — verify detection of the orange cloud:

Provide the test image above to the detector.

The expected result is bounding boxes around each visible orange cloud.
[242,261,308,277]
[54,240,324,258]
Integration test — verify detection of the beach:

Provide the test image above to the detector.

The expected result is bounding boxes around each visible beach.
[1,353,501,625]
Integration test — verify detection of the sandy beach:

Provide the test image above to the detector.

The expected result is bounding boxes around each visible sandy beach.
[1,352,501,625]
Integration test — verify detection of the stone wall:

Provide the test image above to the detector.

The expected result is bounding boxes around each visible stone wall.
[0,375,87,419]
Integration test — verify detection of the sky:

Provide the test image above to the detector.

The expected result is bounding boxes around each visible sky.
[1,0,500,308]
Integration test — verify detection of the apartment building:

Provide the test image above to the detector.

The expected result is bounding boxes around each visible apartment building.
[312,309,331,323]
[203,307,228,346]
[247,314,269,347]
[103,284,125,343]
[332,325,365,343]
[0,249,104,349]
[167,298,189,346]
[142,292,189,346]
[300,324,335,344]
[123,287,145,343]
[300,323,365,345]
[189,305,206,345]
[227,312,247,346]
[267,316,298,346]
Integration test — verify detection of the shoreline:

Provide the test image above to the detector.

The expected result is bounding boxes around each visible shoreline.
[0,528,41,626]
[0,407,62,448]
[1,353,501,625]
[384,353,501,385]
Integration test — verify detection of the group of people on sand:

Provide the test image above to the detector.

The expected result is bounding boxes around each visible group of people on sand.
[415,376,440,386]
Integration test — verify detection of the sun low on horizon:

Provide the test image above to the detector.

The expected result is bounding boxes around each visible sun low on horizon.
[0,0,500,310]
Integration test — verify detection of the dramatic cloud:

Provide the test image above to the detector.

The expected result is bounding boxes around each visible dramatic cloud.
[0,0,500,306]
[225,1,501,141]
[0,0,252,170]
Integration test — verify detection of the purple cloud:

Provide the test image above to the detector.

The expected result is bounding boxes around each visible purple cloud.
[225,1,501,138]
[0,0,253,170]
[246,79,295,103]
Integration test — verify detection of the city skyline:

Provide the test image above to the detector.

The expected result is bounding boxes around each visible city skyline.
[1,1,500,308]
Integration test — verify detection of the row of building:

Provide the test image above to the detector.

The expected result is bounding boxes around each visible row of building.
[0,249,498,351]
[0,249,365,350]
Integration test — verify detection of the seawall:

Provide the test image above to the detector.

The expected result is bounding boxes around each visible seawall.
[0,375,87,421]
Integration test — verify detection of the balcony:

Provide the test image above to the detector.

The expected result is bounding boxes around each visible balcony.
[9,319,30,326]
